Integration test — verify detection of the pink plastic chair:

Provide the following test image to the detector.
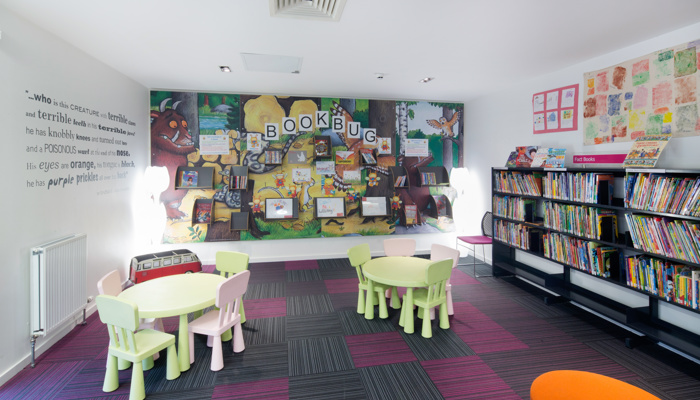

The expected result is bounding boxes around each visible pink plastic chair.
[188,270,250,371]
[383,238,417,257]
[430,244,460,316]
[97,270,164,364]
[456,212,493,277]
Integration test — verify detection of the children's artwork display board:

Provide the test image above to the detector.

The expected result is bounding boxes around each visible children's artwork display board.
[583,39,700,145]
[151,91,464,243]
[532,84,579,134]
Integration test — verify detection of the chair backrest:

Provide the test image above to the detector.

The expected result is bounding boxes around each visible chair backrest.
[97,270,123,296]
[423,259,453,302]
[95,295,140,353]
[216,251,250,278]
[430,244,460,269]
[347,243,371,284]
[482,212,493,238]
[383,238,416,257]
[216,270,250,327]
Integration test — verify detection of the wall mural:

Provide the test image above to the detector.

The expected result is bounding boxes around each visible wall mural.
[583,39,699,145]
[150,91,463,243]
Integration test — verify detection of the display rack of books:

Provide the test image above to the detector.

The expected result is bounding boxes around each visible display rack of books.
[416,166,449,187]
[359,148,377,165]
[192,199,214,226]
[175,166,214,189]
[229,166,249,190]
[491,167,700,360]
[389,166,410,188]
[265,150,283,165]
[425,195,452,219]
[229,211,249,231]
[314,135,332,159]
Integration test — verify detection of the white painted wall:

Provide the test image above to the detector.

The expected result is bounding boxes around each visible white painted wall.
[463,22,700,265]
[0,7,148,384]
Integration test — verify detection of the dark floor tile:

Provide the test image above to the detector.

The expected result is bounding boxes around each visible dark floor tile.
[357,362,443,400]
[289,370,366,400]
[288,336,355,377]
[287,294,335,316]
[287,313,344,339]
[215,343,289,385]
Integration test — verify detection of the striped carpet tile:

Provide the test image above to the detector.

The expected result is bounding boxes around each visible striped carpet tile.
[345,331,417,368]
[286,313,344,340]
[285,280,328,297]
[509,295,572,318]
[215,343,289,385]
[286,294,335,316]
[329,291,360,312]
[249,264,286,284]
[318,258,352,270]
[211,377,288,400]
[336,310,396,335]
[242,316,287,345]
[243,298,287,319]
[289,370,366,400]
[245,282,286,299]
[448,269,481,285]
[285,259,318,270]
[421,356,521,400]
[640,375,700,400]
[288,336,355,377]
[450,302,528,353]
[357,362,443,400]
[585,339,681,378]
[148,387,215,399]
[324,278,359,294]
[286,269,323,282]
[544,313,629,343]
[3,360,88,400]
[201,264,216,273]
[399,328,476,361]
[145,346,217,393]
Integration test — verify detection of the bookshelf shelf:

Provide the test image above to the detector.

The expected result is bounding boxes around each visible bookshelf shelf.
[229,211,249,231]
[192,198,214,226]
[229,166,249,190]
[492,166,700,360]
[389,166,409,189]
[175,166,215,190]
[416,166,449,187]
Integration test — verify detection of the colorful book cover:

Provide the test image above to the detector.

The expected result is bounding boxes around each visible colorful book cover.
[181,171,198,187]
[622,134,671,168]
[515,146,538,168]
[195,202,212,223]
[405,205,418,225]
[505,151,518,167]
[335,150,354,165]
[530,148,549,167]
[543,148,566,168]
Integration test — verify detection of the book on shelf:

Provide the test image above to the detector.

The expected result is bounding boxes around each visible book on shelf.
[394,175,407,187]
[314,136,331,157]
[404,205,418,225]
[421,172,437,185]
[622,134,671,168]
[360,148,377,164]
[514,146,538,168]
[194,202,212,224]
[505,151,518,167]
[231,175,248,189]
[543,148,566,168]
[180,170,198,187]
[265,150,282,164]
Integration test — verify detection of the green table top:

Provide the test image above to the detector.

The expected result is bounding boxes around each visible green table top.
[118,273,225,319]
[362,256,431,287]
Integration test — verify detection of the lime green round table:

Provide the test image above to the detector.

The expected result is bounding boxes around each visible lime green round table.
[118,273,226,372]
[362,256,431,334]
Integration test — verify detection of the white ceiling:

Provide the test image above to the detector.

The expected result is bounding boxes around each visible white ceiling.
[3,0,700,102]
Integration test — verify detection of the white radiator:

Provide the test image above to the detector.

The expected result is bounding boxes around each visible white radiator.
[30,234,88,338]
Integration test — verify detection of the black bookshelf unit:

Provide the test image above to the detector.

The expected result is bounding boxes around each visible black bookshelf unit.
[491,167,700,360]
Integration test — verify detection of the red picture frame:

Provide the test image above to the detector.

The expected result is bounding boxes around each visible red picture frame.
[532,84,579,134]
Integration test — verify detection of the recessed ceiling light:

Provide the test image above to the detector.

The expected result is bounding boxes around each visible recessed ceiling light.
[220,66,231,72]
[420,77,434,83]
[375,73,385,80]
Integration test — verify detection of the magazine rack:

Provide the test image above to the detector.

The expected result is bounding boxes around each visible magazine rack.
[175,166,215,189]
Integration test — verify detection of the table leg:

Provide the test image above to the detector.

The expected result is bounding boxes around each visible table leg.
[365,279,375,319]
[178,314,190,372]
[404,288,414,334]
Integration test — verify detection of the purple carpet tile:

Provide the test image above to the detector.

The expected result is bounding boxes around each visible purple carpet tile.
[1,360,89,399]
[202,263,216,273]
[211,377,289,400]
[345,331,417,368]
[324,278,359,294]
[421,356,521,399]
[450,302,529,354]
[285,260,318,270]
[449,269,481,285]
[54,358,132,399]
[244,298,287,319]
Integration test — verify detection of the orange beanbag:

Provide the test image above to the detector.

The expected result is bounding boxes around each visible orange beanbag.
[530,370,661,400]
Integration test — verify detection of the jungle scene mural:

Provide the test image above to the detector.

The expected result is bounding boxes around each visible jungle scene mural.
[150,91,464,243]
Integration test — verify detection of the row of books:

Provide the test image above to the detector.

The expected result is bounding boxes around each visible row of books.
[493,171,542,196]
[360,149,377,164]
[265,150,282,164]
[394,175,408,187]
[624,173,700,217]
[625,255,698,308]
[494,220,536,250]
[541,172,614,204]
[543,232,618,278]
[493,195,535,222]
[421,172,437,185]
[542,201,618,242]
[231,175,248,189]
[625,214,700,264]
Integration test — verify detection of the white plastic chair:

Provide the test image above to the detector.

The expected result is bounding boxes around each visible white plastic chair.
[383,238,417,257]
[430,244,460,316]
[188,270,250,371]
[97,270,164,364]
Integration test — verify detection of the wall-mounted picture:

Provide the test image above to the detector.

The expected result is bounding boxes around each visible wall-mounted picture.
[361,196,389,217]
[265,198,298,220]
[315,197,346,218]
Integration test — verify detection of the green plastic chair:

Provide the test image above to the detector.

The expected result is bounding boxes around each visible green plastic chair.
[347,243,398,318]
[216,251,249,323]
[96,295,180,400]
[410,258,453,338]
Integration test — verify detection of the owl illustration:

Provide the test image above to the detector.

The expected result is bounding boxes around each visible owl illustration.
[426,111,461,137]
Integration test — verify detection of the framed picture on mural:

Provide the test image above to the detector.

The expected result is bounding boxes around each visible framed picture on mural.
[265,198,299,220]
[360,197,389,217]
[314,197,346,218]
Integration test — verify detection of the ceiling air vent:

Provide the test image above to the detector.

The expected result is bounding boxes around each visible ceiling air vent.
[270,0,347,21]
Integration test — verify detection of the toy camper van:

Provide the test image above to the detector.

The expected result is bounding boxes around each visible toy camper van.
[129,249,202,284]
